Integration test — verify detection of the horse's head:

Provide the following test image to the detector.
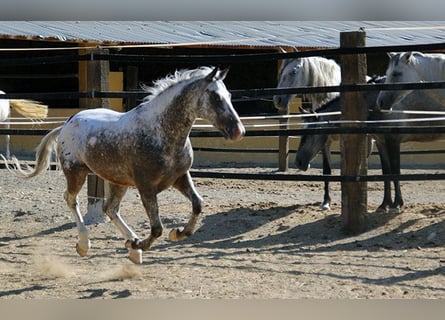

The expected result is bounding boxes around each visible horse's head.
[376,52,423,109]
[273,58,305,113]
[295,111,329,171]
[197,67,245,141]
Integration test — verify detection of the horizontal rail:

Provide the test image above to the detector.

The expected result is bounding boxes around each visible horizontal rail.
[2,125,445,137]
[1,80,445,101]
[193,147,445,156]
[189,170,445,182]
[1,162,443,183]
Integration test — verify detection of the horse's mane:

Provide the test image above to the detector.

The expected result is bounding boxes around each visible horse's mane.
[141,66,213,102]
[301,57,341,109]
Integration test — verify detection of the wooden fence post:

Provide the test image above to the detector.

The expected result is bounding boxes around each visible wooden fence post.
[80,48,110,224]
[278,114,289,171]
[125,66,139,111]
[339,31,368,233]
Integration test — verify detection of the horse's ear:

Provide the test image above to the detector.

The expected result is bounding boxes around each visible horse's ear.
[205,67,219,82]
[299,106,310,114]
[402,52,416,64]
[387,52,397,59]
[217,67,230,80]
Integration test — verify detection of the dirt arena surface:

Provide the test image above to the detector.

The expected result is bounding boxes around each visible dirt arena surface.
[0,167,444,299]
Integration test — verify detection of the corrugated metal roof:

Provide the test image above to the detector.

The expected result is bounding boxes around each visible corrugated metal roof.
[0,21,444,48]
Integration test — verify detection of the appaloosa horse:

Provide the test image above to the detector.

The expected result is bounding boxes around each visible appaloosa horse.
[6,66,245,264]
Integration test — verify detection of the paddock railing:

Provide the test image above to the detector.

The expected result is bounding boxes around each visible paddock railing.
[1,33,444,232]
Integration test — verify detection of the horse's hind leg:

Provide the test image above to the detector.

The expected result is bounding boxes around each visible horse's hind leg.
[375,139,392,213]
[169,172,203,241]
[63,166,90,256]
[387,138,404,213]
[103,183,143,264]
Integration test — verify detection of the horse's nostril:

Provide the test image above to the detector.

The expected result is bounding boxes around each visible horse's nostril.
[295,157,309,171]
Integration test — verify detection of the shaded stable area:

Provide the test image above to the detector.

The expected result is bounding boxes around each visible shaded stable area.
[0,40,281,116]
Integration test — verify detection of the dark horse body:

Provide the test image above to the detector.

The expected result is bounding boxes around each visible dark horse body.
[295,77,381,211]
[7,67,245,264]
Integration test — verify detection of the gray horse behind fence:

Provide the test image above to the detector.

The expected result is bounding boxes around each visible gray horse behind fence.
[4,66,245,264]
[273,54,341,113]
[297,64,445,213]
[374,51,445,212]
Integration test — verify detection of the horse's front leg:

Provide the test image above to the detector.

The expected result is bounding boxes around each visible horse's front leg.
[320,145,332,210]
[169,172,203,241]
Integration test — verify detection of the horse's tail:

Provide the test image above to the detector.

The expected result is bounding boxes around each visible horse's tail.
[3,126,62,179]
[9,99,48,119]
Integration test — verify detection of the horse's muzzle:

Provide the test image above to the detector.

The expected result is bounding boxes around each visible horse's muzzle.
[273,96,289,114]
[295,156,310,171]
[229,124,245,141]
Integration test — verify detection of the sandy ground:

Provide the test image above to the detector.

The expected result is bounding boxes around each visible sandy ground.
[0,166,444,299]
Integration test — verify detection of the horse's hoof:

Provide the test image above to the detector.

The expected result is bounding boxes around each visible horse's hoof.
[128,249,143,264]
[169,228,180,241]
[76,242,89,257]
[125,239,140,249]
[320,204,330,211]
[375,206,388,213]
[389,206,402,214]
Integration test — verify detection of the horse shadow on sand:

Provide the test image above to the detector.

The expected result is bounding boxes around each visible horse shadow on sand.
[157,203,445,256]
[152,203,445,289]
[0,222,75,244]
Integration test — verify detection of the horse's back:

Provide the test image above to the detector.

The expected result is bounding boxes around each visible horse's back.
[58,108,127,165]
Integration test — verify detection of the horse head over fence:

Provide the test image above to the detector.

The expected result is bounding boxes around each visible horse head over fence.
[273,54,341,114]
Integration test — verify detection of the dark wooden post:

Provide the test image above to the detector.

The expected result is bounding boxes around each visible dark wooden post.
[339,31,368,233]
[81,48,110,224]
[125,66,139,111]
[278,114,289,172]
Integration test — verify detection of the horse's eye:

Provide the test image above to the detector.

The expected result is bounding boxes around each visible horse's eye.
[212,94,223,105]
[392,71,402,78]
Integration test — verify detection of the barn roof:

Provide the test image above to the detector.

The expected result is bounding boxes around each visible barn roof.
[0,21,444,49]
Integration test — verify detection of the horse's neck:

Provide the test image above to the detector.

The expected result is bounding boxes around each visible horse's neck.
[130,92,197,143]
[317,97,340,118]
[392,89,445,112]
[416,55,445,80]
[305,57,340,109]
